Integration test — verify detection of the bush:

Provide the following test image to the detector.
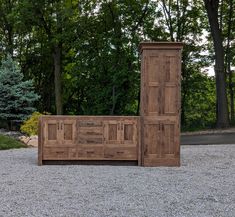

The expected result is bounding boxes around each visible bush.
[20,112,50,136]
[0,55,40,122]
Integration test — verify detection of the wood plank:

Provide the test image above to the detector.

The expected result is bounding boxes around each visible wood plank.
[38,117,43,165]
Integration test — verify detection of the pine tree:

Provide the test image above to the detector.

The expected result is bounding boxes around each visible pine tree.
[0,55,40,123]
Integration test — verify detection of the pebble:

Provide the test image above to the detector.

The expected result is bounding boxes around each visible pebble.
[0,145,234,217]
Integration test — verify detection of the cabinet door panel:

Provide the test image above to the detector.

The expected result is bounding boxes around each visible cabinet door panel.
[122,121,137,145]
[144,122,161,158]
[147,85,161,115]
[61,120,76,146]
[148,55,161,82]
[44,120,60,146]
[162,84,179,115]
[161,122,179,157]
[104,121,122,145]
[162,55,179,83]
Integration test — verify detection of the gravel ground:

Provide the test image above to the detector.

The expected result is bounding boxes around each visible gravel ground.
[0,145,234,217]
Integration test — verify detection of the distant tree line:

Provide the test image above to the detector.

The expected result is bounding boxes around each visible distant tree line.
[0,0,234,130]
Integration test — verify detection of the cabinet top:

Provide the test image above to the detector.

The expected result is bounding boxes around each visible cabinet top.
[139,41,183,52]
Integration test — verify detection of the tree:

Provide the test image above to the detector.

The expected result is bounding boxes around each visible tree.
[66,0,156,115]
[204,0,229,128]
[157,0,209,127]
[17,0,76,114]
[0,0,16,56]
[223,0,235,122]
[0,55,40,126]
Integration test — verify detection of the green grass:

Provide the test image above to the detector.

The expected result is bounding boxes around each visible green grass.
[0,134,26,150]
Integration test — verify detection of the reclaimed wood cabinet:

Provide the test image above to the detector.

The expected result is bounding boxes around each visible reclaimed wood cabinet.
[38,116,140,165]
[38,42,183,167]
[140,42,183,166]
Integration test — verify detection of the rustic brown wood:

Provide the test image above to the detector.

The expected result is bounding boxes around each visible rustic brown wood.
[38,41,182,167]
[140,42,183,167]
[38,117,43,165]
[42,160,138,166]
[39,116,139,165]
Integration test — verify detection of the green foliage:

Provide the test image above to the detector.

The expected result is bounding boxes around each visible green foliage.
[182,72,216,131]
[0,134,26,150]
[1,0,234,131]
[20,111,50,136]
[0,55,40,122]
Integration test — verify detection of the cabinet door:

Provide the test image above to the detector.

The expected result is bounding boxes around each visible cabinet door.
[104,121,122,145]
[44,120,61,146]
[143,119,179,165]
[122,120,137,145]
[61,120,77,146]
[104,120,138,160]
[145,51,180,116]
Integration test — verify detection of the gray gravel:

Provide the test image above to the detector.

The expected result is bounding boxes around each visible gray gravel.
[0,145,234,217]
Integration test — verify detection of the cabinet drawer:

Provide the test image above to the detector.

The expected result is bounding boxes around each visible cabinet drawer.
[104,147,137,160]
[77,146,104,159]
[43,147,68,160]
[78,135,103,145]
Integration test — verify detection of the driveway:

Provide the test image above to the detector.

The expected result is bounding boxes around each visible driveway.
[0,145,234,217]
[181,132,235,145]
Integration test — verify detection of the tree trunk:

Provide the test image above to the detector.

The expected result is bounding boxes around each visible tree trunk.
[52,44,63,115]
[204,0,229,128]
[225,0,234,122]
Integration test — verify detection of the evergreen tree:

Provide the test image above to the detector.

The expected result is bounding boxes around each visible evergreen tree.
[0,55,40,122]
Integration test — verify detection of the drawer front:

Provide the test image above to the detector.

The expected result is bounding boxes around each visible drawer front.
[77,146,104,159]
[43,147,68,160]
[78,120,104,145]
[43,147,77,160]
[104,147,137,160]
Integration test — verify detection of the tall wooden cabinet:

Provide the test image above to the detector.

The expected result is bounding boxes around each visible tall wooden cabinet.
[140,42,183,166]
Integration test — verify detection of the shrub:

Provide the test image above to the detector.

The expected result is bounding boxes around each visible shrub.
[20,112,50,136]
[0,55,40,123]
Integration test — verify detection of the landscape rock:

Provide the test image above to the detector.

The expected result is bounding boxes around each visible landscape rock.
[0,128,38,147]
[19,135,38,147]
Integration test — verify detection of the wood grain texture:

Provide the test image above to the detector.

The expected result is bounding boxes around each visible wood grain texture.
[38,117,43,165]
[140,42,183,167]
[38,42,182,167]
[39,116,139,164]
